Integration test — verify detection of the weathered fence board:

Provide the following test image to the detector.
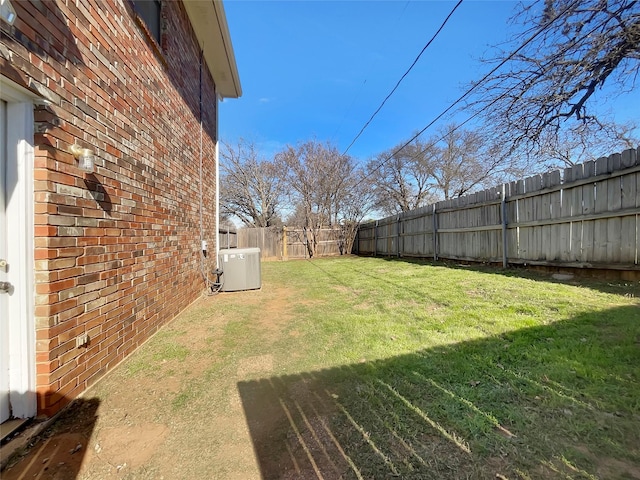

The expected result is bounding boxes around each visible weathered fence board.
[219,225,237,249]
[620,151,637,263]
[356,148,640,270]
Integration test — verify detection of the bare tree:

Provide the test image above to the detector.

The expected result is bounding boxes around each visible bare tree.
[337,174,376,255]
[367,139,436,216]
[473,0,640,156]
[536,118,638,168]
[278,140,367,258]
[427,125,505,200]
[368,125,511,210]
[220,139,286,227]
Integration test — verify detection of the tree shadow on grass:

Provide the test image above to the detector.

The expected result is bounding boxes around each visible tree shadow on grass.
[238,306,640,480]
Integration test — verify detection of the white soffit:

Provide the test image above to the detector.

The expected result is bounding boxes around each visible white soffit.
[182,0,242,99]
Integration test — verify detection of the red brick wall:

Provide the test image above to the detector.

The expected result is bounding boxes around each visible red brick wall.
[1,0,220,416]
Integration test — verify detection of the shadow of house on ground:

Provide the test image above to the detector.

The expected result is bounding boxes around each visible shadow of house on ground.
[238,306,640,480]
[2,398,100,480]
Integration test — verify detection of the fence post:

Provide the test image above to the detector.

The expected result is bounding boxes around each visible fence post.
[282,226,287,260]
[374,220,378,257]
[501,184,508,268]
[397,214,401,258]
[432,204,438,261]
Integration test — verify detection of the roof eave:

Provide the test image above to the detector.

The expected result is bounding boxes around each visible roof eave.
[182,0,242,99]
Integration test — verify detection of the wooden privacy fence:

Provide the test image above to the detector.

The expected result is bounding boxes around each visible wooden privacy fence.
[218,225,237,249]
[356,148,640,270]
[238,227,344,260]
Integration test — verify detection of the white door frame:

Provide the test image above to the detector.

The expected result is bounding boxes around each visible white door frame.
[1,75,38,419]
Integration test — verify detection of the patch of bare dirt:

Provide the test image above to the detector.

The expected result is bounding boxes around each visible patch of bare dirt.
[574,444,640,479]
[89,424,168,470]
[595,456,640,479]
[353,301,373,310]
[237,354,274,377]
[226,283,322,346]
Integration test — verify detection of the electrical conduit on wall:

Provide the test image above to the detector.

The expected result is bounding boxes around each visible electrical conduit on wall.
[198,47,222,294]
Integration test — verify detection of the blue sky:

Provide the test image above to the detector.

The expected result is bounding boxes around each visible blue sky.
[219,1,639,163]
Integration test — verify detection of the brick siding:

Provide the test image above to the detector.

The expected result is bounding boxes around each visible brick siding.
[2,0,219,416]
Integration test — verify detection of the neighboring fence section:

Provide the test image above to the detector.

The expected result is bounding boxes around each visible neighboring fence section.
[238,227,343,260]
[219,224,237,249]
[356,148,640,270]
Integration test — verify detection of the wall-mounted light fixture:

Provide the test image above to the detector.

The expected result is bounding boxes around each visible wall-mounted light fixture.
[0,0,16,25]
[70,144,96,173]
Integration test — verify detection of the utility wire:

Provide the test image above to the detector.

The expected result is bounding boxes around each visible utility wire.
[356,0,584,189]
[342,0,464,156]
[402,0,605,165]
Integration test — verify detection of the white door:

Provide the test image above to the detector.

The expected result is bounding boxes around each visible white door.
[0,78,37,421]
[0,99,9,423]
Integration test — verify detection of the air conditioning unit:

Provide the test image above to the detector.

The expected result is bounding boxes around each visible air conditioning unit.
[219,248,261,292]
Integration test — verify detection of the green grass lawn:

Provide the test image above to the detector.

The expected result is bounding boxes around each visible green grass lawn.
[116,256,640,479]
[236,257,640,479]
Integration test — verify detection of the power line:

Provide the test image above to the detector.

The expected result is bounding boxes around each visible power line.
[402,0,609,164]
[356,0,584,190]
[342,0,464,156]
